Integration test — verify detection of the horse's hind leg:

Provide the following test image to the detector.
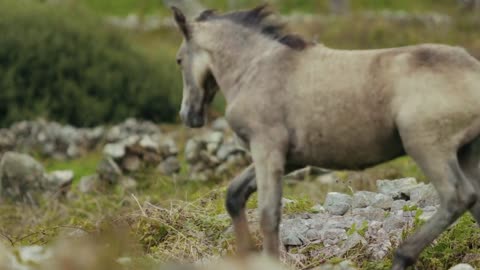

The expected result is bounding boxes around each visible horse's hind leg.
[392,148,477,270]
[226,164,257,255]
[458,136,480,223]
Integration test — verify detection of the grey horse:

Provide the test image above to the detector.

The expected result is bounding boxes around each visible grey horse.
[171,5,480,269]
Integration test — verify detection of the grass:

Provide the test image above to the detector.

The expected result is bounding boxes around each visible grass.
[41,151,103,183]
[1,152,480,269]
[78,0,459,16]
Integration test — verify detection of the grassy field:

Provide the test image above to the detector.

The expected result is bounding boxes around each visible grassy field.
[79,0,459,16]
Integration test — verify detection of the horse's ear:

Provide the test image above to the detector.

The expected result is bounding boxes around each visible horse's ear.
[171,6,190,40]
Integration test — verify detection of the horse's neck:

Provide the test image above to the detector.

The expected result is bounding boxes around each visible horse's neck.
[210,39,281,103]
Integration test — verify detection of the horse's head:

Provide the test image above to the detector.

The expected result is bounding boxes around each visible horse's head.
[172,7,218,128]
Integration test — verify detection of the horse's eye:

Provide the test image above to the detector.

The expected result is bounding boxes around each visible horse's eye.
[176,58,182,66]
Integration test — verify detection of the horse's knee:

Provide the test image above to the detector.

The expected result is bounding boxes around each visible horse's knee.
[226,177,257,218]
[259,204,281,234]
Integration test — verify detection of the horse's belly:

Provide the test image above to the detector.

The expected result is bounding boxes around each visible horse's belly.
[287,127,405,170]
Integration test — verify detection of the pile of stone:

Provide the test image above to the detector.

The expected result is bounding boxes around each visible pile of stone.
[279,178,442,261]
[184,129,250,181]
[103,133,179,176]
[0,119,104,159]
[0,152,74,203]
[77,129,180,193]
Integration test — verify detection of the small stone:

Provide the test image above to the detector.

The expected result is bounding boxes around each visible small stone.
[352,207,386,221]
[383,215,407,231]
[97,158,122,184]
[18,245,52,264]
[372,193,394,209]
[391,200,408,211]
[324,192,353,216]
[281,198,296,208]
[449,264,475,270]
[339,233,367,256]
[410,184,440,207]
[352,191,377,208]
[103,143,126,159]
[78,175,100,193]
[157,156,180,176]
[121,155,142,172]
[211,118,229,131]
[376,178,420,199]
[119,177,137,191]
[45,170,74,195]
[139,135,159,151]
[311,204,326,213]
[185,139,203,163]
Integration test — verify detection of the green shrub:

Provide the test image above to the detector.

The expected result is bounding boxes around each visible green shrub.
[0,0,179,127]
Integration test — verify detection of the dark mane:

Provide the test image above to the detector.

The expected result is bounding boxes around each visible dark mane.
[196,5,310,51]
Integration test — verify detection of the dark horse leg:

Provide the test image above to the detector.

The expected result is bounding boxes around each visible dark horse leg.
[226,164,257,255]
[392,148,477,270]
[458,136,480,224]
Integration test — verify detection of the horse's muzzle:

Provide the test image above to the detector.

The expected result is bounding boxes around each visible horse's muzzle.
[180,110,205,128]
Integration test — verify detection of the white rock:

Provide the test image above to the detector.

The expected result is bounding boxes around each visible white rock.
[372,193,394,209]
[376,178,421,199]
[139,135,159,151]
[352,191,377,208]
[449,264,475,270]
[103,143,126,159]
[324,192,353,215]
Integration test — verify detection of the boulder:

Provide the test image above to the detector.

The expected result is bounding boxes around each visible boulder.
[0,152,47,201]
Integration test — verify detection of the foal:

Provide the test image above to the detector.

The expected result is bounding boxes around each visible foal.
[172,5,480,269]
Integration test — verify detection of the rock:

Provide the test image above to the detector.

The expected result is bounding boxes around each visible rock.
[45,170,74,195]
[281,198,296,208]
[18,245,52,265]
[324,192,352,215]
[352,191,377,208]
[419,206,437,221]
[103,142,126,159]
[391,200,408,211]
[449,264,475,270]
[410,184,440,207]
[185,139,203,163]
[311,204,326,213]
[97,157,122,184]
[0,152,47,201]
[352,207,386,221]
[139,135,159,151]
[78,175,100,193]
[119,177,137,191]
[314,260,357,270]
[322,228,348,246]
[211,118,230,132]
[339,232,367,256]
[371,193,394,209]
[316,173,338,185]
[216,144,241,161]
[157,156,181,176]
[280,218,309,246]
[383,214,407,231]
[121,155,142,172]
[376,177,420,199]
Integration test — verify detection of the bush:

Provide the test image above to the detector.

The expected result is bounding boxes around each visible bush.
[0,0,179,127]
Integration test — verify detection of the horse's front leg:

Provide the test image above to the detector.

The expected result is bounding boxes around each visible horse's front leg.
[225,164,257,255]
[250,132,287,257]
